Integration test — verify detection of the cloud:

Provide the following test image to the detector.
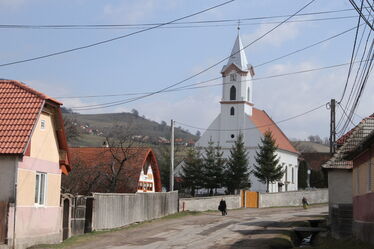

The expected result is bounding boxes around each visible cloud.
[103,0,180,23]
[242,21,301,47]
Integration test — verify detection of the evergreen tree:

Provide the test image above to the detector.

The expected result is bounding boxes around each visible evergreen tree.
[298,160,308,189]
[181,147,203,196]
[253,130,284,192]
[202,140,225,195]
[224,133,251,194]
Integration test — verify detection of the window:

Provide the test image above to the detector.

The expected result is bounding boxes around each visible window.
[35,172,47,205]
[230,86,236,100]
[40,120,46,130]
[247,87,250,102]
[230,74,237,81]
[230,134,235,139]
[230,107,235,116]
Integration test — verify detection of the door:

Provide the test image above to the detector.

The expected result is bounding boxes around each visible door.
[0,201,8,244]
[245,192,259,208]
[62,199,70,240]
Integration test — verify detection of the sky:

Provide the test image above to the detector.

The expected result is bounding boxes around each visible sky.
[0,0,373,140]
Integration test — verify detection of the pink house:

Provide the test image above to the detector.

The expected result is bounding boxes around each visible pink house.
[0,80,70,249]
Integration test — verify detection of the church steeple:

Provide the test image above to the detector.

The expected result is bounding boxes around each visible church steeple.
[220,33,254,116]
[221,34,252,74]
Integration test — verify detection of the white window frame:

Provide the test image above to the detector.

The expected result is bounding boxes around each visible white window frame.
[35,172,47,206]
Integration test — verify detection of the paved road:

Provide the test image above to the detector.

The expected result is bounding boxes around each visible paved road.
[69,205,327,249]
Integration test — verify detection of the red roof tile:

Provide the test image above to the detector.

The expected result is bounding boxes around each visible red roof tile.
[67,147,162,194]
[0,79,62,155]
[249,108,298,154]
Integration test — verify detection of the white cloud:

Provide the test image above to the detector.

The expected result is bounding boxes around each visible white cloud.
[242,21,301,47]
[103,0,180,23]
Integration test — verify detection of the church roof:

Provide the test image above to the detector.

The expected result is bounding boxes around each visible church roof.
[221,34,249,73]
[249,108,299,154]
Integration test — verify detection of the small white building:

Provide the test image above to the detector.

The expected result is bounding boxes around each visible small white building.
[196,34,299,193]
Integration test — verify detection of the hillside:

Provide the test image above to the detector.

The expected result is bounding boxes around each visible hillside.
[63,111,198,147]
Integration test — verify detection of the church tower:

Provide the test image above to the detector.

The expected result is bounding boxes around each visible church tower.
[220,34,255,118]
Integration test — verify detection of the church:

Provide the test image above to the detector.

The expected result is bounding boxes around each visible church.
[196,33,299,193]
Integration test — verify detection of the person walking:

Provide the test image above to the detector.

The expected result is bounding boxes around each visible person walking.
[302,196,309,209]
[218,199,227,216]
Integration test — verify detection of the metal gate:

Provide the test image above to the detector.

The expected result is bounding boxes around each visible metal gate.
[0,201,8,244]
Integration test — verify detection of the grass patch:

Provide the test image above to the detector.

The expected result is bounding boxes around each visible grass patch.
[29,211,200,249]
[301,236,374,249]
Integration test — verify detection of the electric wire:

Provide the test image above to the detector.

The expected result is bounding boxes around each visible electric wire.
[70,60,358,110]
[0,8,363,30]
[68,0,317,111]
[174,102,327,132]
[0,16,360,30]
[0,0,235,67]
[55,24,362,100]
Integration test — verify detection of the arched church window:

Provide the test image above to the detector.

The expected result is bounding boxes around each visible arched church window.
[247,87,250,102]
[230,86,236,100]
[230,107,235,116]
[230,73,237,81]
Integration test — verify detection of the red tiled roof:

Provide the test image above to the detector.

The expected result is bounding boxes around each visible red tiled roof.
[337,113,374,146]
[0,80,59,154]
[249,108,298,154]
[67,147,162,194]
[0,80,70,174]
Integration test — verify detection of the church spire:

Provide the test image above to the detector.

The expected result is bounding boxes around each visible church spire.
[221,33,249,73]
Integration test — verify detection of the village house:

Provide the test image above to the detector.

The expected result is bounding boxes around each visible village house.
[292,141,331,188]
[0,79,70,249]
[196,34,299,193]
[322,115,374,240]
[65,147,162,194]
[343,121,374,245]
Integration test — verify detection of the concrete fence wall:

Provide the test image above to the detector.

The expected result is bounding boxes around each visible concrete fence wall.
[179,195,240,212]
[92,191,178,230]
[258,189,328,208]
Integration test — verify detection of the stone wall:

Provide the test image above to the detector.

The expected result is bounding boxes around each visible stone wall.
[258,189,328,208]
[179,195,240,212]
[91,191,178,230]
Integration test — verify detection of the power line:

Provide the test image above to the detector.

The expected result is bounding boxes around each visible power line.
[70,59,361,111]
[69,0,318,111]
[56,24,360,100]
[0,8,362,30]
[349,0,374,30]
[0,0,234,67]
[174,102,327,132]
[338,1,363,103]
[0,15,360,30]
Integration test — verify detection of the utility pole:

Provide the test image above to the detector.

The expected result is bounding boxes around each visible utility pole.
[170,119,175,192]
[330,99,336,155]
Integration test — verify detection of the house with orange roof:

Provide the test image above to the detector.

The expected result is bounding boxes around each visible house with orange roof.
[65,147,161,195]
[0,79,70,249]
[196,34,299,193]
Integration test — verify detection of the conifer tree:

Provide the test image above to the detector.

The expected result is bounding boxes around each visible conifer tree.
[202,140,225,195]
[253,130,284,192]
[224,133,251,194]
[181,147,203,196]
